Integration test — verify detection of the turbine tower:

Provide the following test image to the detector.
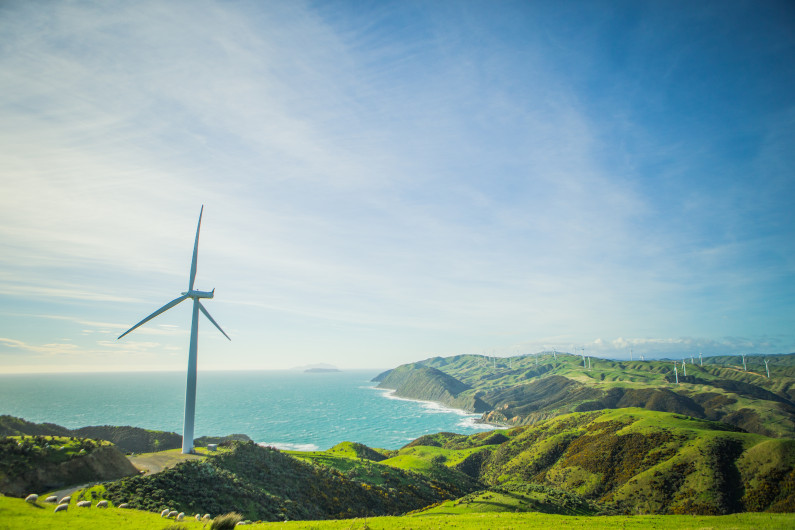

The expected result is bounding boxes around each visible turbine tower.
[118,206,230,454]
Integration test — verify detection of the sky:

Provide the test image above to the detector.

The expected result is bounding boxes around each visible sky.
[0,0,793,373]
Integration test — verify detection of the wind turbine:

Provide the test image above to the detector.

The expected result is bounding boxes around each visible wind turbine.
[118,206,230,454]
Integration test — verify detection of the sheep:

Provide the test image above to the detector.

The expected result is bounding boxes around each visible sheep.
[195,514,202,521]
[161,508,170,517]
[60,496,72,504]
[118,503,129,509]
[176,512,184,521]
[25,494,38,503]
[202,514,211,520]
[97,500,108,508]
[76,501,91,508]
[54,504,68,513]
[167,510,179,518]
[44,496,59,503]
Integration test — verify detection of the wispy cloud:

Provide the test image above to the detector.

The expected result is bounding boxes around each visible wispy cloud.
[0,1,792,371]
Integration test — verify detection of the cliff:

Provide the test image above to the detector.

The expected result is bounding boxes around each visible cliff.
[376,364,490,413]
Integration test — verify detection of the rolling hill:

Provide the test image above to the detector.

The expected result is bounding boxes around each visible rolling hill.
[375,352,795,438]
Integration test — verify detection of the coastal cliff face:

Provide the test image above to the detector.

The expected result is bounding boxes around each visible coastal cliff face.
[375,364,490,413]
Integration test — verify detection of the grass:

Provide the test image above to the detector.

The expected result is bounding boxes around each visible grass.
[2,495,793,529]
[126,446,218,475]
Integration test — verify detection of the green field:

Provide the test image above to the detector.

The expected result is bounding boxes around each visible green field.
[2,495,793,529]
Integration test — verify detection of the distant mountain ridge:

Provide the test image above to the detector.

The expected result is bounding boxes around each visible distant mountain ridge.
[375,352,795,438]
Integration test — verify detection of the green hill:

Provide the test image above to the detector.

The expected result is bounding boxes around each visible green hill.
[100,440,471,521]
[392,408,795,515]
[376,352,795,438]
[0,415,250,454]
[0,435,138,496]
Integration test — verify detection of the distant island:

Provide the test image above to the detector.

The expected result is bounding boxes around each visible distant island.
[291,363,341,372]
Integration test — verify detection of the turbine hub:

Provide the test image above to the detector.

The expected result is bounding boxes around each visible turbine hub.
[182,289,215,299]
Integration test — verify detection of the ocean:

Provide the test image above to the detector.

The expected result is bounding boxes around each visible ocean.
[0,370,494,450]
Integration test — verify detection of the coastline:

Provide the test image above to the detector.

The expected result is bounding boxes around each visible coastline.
[367,385,504,430]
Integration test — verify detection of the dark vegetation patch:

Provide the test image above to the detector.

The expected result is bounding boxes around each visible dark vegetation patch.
[687,378,795,408]
[560,421,685,500]
[194,434,252,447]
[576,388,705,419]
[0,415,71,438]
[722,409,775,438]
[0,415,182,453]
[482,376,602,422]
[0,435,137,496]
[104,441,469,521]
[743,467,795,513]
[73,425,182,453]
[696,436,745,514]
[454,448,494,480]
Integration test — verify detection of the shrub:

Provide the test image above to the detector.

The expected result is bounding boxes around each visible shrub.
[210,512,243,530]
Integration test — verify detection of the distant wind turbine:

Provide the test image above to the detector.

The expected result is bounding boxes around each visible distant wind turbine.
[118,206,230,454]
[764,359,770,378]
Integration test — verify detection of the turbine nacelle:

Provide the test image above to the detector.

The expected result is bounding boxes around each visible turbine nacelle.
[182,289,215,299]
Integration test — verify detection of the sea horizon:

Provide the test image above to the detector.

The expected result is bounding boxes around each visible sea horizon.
[0,369,495,451]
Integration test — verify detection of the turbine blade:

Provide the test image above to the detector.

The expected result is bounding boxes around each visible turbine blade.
[118,294,189,339]
[198,301,231,341]
[188,205,204,291]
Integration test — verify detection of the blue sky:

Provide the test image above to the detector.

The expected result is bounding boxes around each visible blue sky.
[0,0,792,372]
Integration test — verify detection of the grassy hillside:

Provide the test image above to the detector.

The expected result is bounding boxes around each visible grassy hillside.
[97,440,472,521]
[2,495,793,529]
[0,415,250,454]
[0,435,138,496]
[388,408,795,515]
[377,352,795,438]
[0,415,181,453]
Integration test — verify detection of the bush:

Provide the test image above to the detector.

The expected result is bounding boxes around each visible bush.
[210,512,243,530]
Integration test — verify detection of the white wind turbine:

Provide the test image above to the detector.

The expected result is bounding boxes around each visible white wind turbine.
[118,206,230,454]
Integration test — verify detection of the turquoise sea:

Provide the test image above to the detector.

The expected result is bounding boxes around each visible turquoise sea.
[0,370,494,450]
